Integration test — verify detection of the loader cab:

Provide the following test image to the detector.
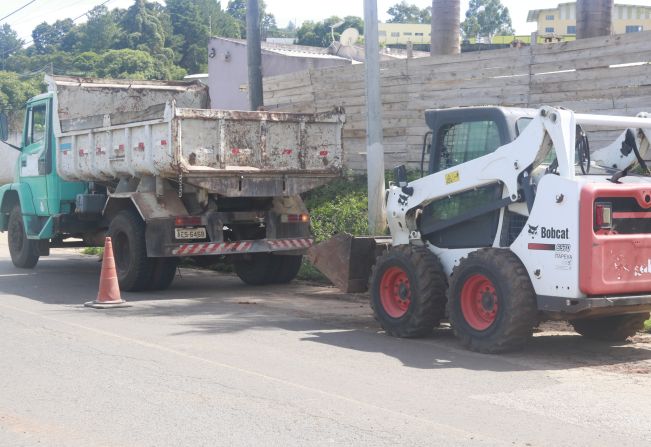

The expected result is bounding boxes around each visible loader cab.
[420,107,536,249]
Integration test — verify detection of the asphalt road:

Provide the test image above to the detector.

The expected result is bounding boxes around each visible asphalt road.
[1,233,651,447]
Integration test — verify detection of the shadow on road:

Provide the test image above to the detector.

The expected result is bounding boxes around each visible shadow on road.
[2,255,650,373]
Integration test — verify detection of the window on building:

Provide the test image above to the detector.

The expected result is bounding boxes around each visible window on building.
[567,25,576,34]
[415,32,423,36]
[391,32,400,37]
[379,31,387,36]
[626,25,643,33]
[403,32,412,36]
[546,15,555,20]
[545,27,555,33]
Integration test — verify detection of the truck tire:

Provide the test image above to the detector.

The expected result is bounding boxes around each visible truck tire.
[108,209,153,292]
[449,248,537,353]
[234,253,274,286]
[270,255,302,284]
[8,206,40,269]
[570,313,649,341]
[147,258,179,291]
[369,245,447,338]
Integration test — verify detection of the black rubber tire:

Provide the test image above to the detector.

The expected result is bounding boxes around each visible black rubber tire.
[448,248,537,354]
[570,313,649,341]
[369,245,448,338]
[270,255,303,284]
[234,253,274,286]
[7,206,39,269]
[147,257,179,291]
[108,209,153,292]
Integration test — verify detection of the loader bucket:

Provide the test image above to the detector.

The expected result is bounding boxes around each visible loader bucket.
[307,233,388,293]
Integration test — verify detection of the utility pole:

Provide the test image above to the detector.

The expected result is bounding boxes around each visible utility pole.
[363,0,387,234]
[247,0,264,110]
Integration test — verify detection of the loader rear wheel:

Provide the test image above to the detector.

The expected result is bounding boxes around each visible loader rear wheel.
[8,206,40,269]
[570,313,649,341]
[108,209,153,292]
[147,257,179,291]
[449,249,537,353]
[370,245,447,338]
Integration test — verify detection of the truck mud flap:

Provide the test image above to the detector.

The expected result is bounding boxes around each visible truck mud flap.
[307,233,389,293]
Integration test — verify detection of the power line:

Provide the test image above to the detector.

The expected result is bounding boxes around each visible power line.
[0,0,39,23]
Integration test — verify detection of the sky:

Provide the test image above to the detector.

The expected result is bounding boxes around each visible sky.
[4,0,651,44]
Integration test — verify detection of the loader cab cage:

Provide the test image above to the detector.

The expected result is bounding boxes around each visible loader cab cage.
[420,107,537,249]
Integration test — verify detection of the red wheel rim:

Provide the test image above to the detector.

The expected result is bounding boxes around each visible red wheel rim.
[460,274,499,331]
[379,266,411,318]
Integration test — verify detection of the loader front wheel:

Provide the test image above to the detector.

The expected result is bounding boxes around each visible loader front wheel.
[570,313,649,341]
[108,209,153,292]
[370,245,447,338]
[8,206,40,269]
[449,249,537,353]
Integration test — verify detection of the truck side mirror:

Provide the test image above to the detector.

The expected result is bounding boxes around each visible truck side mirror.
[0,113,8,142]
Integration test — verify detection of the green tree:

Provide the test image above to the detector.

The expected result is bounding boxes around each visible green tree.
[0,24,23,61]
[387,1,431,24]
[0,71,42,110]
[95,48,185,80]
[461,0,513,40]
[31,19,74,54]
[79,6,121,52]
[296,16,363,47]
[225,0,273,38]
[120,0,170,56]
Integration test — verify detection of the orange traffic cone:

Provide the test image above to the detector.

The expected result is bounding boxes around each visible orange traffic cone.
[84,237,130,309]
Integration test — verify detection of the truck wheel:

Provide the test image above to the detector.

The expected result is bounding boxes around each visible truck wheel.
[147,258,179,291]
[449,248,537,353]
[234,253,273,286]
[570,313,649,341]
[108,209,153,292]
[270,255,302,284]
[8,206,40,269]
[369,245,447,338]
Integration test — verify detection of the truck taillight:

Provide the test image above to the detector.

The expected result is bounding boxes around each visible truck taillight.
[281,213,310,223]
[595,203,612,229]
[175,216,202,226]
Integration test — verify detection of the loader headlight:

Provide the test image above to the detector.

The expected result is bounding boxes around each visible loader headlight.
[595,203,612,230]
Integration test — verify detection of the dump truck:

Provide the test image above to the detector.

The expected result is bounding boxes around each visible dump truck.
[309,106,651,353]
[0,75,345,291]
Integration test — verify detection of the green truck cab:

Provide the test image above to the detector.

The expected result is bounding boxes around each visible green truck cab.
[0,93,86,267]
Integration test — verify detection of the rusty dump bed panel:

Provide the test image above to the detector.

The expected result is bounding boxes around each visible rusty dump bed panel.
[50,75,345,195]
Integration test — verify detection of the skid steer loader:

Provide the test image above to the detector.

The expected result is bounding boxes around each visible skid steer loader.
[309,105,651,353]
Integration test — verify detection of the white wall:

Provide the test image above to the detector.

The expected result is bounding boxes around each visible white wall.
[208,38,352,110]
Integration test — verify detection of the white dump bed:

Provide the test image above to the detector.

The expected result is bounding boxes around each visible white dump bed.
[48,76,345,196]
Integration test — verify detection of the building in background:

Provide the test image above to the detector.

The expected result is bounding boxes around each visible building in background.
[527,2,651,36]
[208,38,354,110]
[378,23,431,46]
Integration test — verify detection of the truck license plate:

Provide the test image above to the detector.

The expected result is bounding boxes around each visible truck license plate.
[175,227,207,240]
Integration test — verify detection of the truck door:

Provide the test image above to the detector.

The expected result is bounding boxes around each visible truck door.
[20,100,51,216]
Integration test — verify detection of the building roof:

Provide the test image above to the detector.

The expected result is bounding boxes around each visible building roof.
[211,37,351,62]
[527,2,651,22]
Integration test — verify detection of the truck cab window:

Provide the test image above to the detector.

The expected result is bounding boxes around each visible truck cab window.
[28,105,47,146]
[439,120,501,170]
